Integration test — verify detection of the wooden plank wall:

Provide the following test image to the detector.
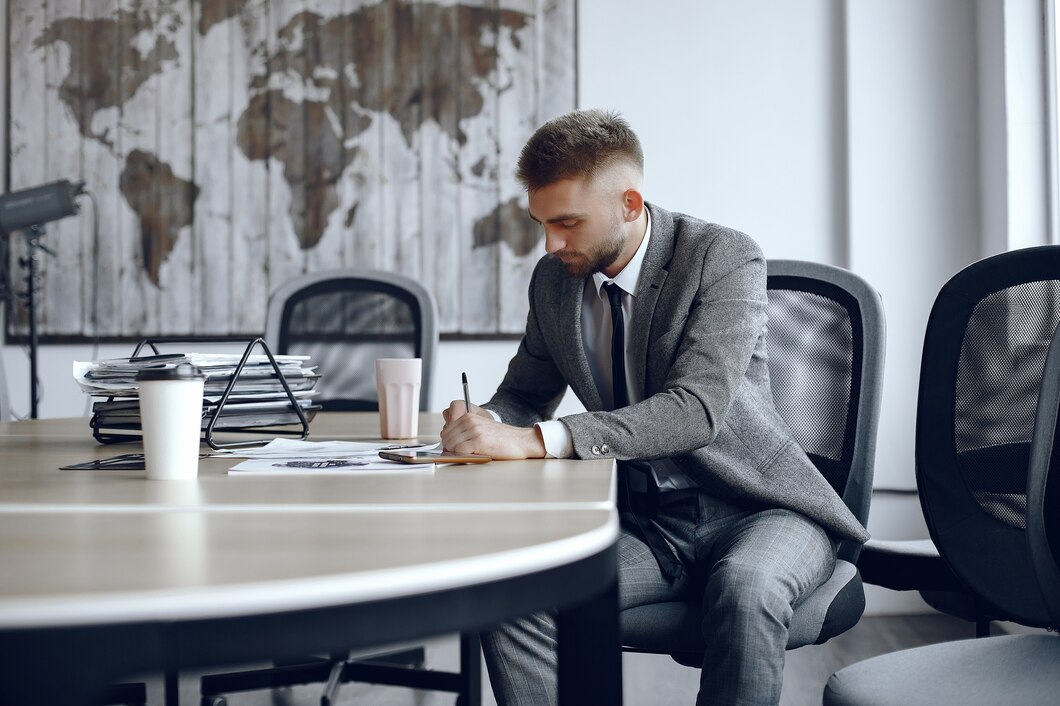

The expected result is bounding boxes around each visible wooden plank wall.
[4,0,576,339]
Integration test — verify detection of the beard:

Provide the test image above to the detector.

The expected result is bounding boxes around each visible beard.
[557,214,627,279]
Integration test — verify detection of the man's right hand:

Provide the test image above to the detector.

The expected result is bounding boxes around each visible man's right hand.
[441,399,493,424]
[439,401,546,459]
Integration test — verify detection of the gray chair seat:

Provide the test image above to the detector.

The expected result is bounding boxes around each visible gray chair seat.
[824,634,1060,706]
[622,560,863,665]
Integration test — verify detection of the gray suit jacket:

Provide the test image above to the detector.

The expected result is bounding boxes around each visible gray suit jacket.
[485,203,869,544]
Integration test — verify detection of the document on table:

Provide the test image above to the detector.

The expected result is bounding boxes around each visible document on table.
[228,459,435,475]
[223,438,438,475]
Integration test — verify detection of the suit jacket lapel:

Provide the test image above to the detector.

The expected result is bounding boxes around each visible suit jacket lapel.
[629,203,673,397]
[558,273,605,411]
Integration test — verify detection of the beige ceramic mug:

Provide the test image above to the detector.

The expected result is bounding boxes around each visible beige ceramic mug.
[375,358,421,439]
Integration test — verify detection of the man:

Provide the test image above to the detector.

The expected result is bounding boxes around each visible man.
[440,109,868,705]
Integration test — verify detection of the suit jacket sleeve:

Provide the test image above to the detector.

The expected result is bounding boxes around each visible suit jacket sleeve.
[562,231,767,460]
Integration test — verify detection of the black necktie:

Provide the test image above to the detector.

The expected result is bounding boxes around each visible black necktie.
[604,282,629,410]
[604,282,683,580]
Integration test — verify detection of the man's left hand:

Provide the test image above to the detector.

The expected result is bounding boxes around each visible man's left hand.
[440,412,546,460]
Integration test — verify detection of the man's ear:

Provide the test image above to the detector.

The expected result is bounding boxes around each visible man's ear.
[622,188,645,222]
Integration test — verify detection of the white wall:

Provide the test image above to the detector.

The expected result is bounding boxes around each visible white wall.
[580,0,844,264]
[1007,0,1053,249]
[846,0,985,493]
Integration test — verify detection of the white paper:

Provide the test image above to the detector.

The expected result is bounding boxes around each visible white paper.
[221,438,440,475]
[227,458,435,475]
[212,438,439,459]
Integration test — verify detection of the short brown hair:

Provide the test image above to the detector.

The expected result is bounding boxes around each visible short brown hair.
[516,109,644,191]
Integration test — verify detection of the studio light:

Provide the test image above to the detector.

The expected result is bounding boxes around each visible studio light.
[0,179,85,235]
[1,179,88,418]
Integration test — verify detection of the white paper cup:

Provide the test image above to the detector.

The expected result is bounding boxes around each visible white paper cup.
[375,358,421,439]
[137,363,206,480]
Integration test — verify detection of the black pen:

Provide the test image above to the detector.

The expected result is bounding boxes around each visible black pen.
[462,372,472,414]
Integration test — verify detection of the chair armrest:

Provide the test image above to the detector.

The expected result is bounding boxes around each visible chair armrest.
[858,538,965,591]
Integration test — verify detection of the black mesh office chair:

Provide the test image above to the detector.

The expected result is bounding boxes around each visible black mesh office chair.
[621,260,886,664]
[202,269,481,705]
[263,268,436,411]
[824,248,1060,705]
[859,247,1060,637]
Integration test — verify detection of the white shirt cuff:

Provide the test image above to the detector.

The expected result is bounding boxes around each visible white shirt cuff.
[535,420,574,459]
[485,408,502,423]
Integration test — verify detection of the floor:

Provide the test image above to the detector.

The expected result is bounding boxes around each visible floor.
[133,612,980,705]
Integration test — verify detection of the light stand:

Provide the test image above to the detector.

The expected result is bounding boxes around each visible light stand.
[0,180,85,419]
[19,225,57,419]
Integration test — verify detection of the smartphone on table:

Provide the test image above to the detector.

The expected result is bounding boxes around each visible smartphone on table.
[378,449,492,464]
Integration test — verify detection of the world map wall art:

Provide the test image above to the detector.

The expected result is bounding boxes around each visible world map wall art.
[5,0,576,340]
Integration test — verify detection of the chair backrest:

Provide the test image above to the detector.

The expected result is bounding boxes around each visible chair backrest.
[1028,321,1060,631]
[766,260,886,564]
[916,245,1060,627]
[264,269,438,412]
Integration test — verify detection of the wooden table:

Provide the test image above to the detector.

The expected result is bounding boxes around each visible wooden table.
[0,414,621,704]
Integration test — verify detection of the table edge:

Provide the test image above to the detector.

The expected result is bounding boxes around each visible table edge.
[0,509,619,629]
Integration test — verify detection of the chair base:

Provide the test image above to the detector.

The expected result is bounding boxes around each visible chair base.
[200,635,480,706]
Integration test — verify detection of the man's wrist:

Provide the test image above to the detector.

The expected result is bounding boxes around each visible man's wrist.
[526,425,547,458]
[535,420,574,458]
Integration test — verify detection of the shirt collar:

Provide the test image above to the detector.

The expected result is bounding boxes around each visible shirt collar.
[591,208,652,298]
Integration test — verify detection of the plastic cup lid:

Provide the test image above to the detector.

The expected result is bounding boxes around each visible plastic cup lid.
[135,362,206,381]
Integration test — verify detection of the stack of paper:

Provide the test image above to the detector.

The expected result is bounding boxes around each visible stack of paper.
[74,352,322,433]
[74,353,319,397]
